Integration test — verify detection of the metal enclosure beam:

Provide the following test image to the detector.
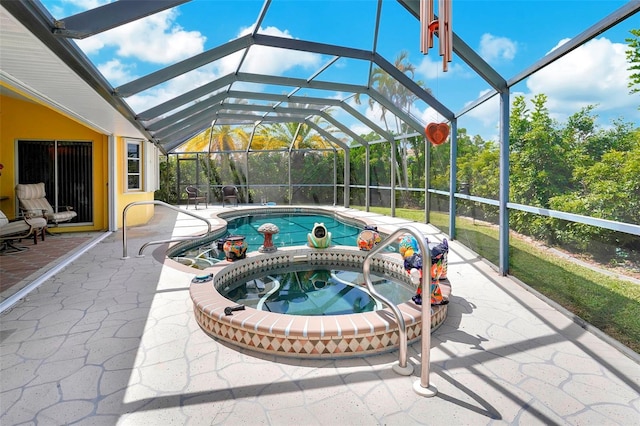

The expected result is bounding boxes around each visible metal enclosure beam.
[499,90,511,276]
[448,119,458,240]
[53,0,191,39]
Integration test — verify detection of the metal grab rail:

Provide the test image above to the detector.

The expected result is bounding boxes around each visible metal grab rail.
[361,225,434,393]
[122,200,212,259]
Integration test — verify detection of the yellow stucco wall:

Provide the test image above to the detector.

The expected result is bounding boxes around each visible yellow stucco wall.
[0,92,155,230]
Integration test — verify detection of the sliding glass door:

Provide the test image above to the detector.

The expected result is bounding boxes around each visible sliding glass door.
[17,140,93,224]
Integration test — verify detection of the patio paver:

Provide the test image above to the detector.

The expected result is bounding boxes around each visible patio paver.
[1,205,638,425]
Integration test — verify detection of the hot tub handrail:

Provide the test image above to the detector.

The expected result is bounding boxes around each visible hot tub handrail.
[361,225,432,384]
[122,200,212,259]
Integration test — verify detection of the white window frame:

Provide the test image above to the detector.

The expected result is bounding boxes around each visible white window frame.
[125,139,143,192]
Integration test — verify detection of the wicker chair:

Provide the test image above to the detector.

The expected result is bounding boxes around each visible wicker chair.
[222,185,239,207]
[185,186,208,210]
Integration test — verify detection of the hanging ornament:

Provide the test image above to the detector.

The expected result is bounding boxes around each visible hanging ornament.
[420,0,453,72]
[425,122,450,146]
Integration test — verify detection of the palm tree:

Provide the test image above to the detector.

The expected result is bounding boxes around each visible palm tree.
[174,127,212,153]
[355,51,429,199]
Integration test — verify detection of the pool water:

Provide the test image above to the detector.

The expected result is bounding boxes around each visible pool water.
[221,265,415,315]
[225,213,361,249]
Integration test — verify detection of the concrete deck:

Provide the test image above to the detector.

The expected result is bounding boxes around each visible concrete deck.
[1,205,638,425]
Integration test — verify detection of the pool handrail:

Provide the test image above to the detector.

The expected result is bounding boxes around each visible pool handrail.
[361,225,433,387]
[122,200,212,259]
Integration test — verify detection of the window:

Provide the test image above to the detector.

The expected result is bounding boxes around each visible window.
[126,139,142,191]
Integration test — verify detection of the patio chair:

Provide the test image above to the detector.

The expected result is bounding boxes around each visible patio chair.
[0,210,47,254]
[185,185,208,210]
[15,183,77,227]
[222,185,239,207]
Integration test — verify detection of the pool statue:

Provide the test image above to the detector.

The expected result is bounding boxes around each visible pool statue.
[398,235,448,306]
[223,235,248,261]
[307,223,331,248]
[356,225,382,251]
[431,239,449,280]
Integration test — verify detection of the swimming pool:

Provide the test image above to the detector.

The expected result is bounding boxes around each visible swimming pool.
[171,211,392,265]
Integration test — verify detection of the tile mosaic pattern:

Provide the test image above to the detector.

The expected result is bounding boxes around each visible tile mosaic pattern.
[191,247,449,358]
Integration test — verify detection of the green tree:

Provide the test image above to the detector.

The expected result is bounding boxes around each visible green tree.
[550,127,640,255]
[509,94,572,240]
[626,28,640,99]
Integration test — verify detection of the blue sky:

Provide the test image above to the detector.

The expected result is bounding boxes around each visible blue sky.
[41,0,640,143]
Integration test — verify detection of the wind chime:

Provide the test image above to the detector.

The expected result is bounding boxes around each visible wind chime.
[420,0,452,71]
[420,0,452,146]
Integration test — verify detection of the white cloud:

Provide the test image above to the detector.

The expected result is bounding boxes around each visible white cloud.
[527,37,639,118]
[76,9,206,64]
[98,59,136,86]
[479,33,517,63]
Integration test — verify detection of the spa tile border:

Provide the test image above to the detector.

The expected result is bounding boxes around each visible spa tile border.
[190,246,450,358]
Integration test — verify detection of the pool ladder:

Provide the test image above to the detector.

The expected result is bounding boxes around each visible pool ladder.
[361,225,437,397]
[121,200,212,259]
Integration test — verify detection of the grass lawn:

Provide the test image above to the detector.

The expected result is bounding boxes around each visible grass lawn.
[355,206,640,354]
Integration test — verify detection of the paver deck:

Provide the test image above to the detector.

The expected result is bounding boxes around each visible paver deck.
[1,205,638,425]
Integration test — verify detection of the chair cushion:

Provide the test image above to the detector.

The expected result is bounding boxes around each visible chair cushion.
[15,182,46,200]
[0,220,31,239]
[0,210,8,227]
[21,199,54,215]
[16,183,54,214]
[47,211,77,222]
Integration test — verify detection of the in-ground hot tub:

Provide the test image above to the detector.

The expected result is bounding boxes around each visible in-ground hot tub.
[190,245,450,358]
